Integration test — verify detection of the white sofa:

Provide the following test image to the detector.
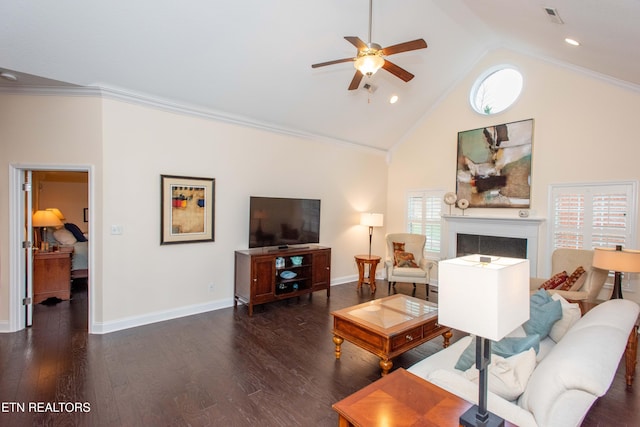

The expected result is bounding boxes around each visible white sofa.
[408,298,639,427]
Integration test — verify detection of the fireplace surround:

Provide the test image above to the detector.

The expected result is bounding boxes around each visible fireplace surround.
[444,215,544,276]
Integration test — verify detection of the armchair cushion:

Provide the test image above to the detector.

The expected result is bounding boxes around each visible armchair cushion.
[539,271,568,290]
[394,251,418,267]
[564,266,587,291]
[392,242,405,264]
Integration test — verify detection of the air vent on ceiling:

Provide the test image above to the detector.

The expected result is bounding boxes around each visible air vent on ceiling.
[544,7,564,24]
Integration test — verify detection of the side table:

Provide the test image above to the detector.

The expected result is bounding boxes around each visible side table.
[333,368,516,427]
[354,254,381,293]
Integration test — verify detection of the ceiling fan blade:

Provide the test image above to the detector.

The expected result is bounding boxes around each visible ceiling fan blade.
[312,57,355,68]
[344,36,368,51]
[381,39,427,56]
[348,70,364,90]
[382,60,415,82]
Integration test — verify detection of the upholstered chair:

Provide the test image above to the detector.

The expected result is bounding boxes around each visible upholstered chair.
[530,248,609,302]
[385,233,433,297]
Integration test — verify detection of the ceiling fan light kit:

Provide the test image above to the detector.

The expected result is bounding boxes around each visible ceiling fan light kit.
[354,52,384,76]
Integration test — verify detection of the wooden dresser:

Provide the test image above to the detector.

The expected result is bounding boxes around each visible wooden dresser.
[33,250,72,303]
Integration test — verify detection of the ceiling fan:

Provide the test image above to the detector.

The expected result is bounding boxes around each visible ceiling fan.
[311,0,428,91]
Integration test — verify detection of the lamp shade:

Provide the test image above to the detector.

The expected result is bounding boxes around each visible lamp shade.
[438,255,530,342]
[360,212,384,227]
[593,247,640,273]
[32,210,63,228]
[46,208,66,221]
[354,54,384,76]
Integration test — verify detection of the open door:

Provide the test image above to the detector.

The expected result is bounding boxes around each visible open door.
[23,170,34,326]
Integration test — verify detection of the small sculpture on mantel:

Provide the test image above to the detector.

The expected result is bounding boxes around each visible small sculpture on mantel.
[444,192,457,215]
[456,198,469,216]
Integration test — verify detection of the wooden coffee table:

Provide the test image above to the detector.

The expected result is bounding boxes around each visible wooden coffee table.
[333,368,517,427]
[331,294,451,376]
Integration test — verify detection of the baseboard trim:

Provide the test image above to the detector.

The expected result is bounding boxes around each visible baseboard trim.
[0,320,11,333]
[91,297,234,334]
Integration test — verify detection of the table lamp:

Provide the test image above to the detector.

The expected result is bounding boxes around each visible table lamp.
[439,255,530,427]
[32,209,63,250]
[360,212,383,258]
[46,208,66,221]
[592,246,640,299]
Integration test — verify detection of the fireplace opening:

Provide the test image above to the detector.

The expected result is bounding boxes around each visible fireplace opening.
[456,233,527,259]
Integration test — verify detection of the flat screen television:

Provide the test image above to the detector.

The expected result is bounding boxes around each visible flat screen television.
[249,196,321,249]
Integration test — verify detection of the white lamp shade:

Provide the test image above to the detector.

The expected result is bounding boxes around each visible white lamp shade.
[438,255,530,342]
[360,212,384,227]
[593,247,640,273]
[32,210,63,228]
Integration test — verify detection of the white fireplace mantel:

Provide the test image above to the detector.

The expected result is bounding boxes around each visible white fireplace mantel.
[443,215,545,276]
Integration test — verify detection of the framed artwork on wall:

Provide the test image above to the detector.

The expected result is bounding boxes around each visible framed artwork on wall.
[161,175,215,244]
[456,118,533,208]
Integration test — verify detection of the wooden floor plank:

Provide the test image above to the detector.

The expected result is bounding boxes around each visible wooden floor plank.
[0,280,637,426]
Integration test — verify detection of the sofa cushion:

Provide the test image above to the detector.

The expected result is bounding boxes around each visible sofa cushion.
[455,335,540,371]
[549,293,582,343]
[427,369,539,427]
[464,348,537,401]
[523,290,562,339]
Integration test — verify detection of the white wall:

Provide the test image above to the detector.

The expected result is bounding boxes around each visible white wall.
[99,99,388,327]
[387,48,640,303]
[0,93,103,327]
[0,92,388,332]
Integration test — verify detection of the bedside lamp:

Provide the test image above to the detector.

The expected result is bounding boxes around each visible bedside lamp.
[593,246,640,299]
[360,212,383,258]
[32,209,63,250]
[439,255,530,427]
[46,208,66,222]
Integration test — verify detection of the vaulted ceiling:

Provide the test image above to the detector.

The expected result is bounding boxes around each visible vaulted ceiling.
[1,1,639,151]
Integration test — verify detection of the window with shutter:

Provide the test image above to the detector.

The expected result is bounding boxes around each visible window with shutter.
[550,181,638,289]
[406,190,444,258]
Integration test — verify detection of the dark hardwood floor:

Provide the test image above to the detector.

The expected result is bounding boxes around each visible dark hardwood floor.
[0,280,638,426]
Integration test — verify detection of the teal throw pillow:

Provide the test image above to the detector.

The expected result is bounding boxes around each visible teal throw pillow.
[455,335,540,371]
[523,290,562,339]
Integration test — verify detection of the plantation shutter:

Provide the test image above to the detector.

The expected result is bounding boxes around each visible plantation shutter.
[407,190,444,257]
[551,183,635,251]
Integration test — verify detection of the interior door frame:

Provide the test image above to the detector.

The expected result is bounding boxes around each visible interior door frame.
[9,163,94,333]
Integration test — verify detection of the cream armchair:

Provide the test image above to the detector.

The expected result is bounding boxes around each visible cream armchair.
[530,248,609,302]
[385,233,433,297]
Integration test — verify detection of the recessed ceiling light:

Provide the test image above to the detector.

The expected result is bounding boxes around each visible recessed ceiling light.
[0,71,18,82]
[389,95,398,104]
[565,38,580,46]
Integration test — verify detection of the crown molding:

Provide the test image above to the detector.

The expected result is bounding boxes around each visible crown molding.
[0,83,387,156]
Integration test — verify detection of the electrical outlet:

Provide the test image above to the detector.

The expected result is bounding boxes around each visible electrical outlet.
[208,283,215,292]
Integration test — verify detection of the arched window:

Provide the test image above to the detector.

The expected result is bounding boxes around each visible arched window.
[470,66,523,115]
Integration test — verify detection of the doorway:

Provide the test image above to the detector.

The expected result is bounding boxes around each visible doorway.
[9,164,93,332]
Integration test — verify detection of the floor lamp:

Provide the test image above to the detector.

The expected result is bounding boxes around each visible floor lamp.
[439,255,530,427]
[593,246,640,299]
[360,213,383,258]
